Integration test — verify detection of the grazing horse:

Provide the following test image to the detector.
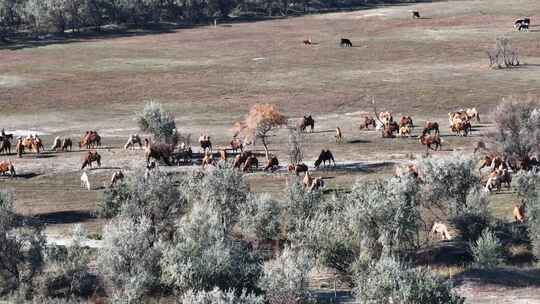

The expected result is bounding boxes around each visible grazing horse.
[335,127,343,143]
[243,155,259,172]
[359,116,376,130]
[81,151,101,170]
[62,138,73,152]
[513,202,526,223]
[0,138,11,155]
[230,138,243,152]
[143,138,173,166]
[199,135,212,152]
[431,222,452,241]
[314,150,335,168]
[288,163,308,175]
[109,170,124,188]
[299,115,315,132]
[80,172,91,190]
[423,121,439,135]
[80,131,101,149]
[124,134,142,150]
[419,133,441,151]
[340,38,352,47]
[0,160,15,177]
[264,155,279,172]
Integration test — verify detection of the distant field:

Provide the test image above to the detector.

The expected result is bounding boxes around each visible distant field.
[1,1,540,302]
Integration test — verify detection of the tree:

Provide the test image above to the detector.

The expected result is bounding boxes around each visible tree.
[238,193,282,241]
[235,104,287,160]
[287,127,303,165]
[470,228,504,269]
[489,96,540,164]
[136,100,178,144]
[0,0,23,41]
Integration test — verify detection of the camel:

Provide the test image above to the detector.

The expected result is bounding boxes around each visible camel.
[144,138,173,166]
[513,202,526,223]
[399,116,413,128]
[80,172,91,190]
[302,171,313,189]
[230,138,243,152]
[314,150,335,168]
[422,121,439,135]
[199,135,212,152]
[399,125,411,137]
[234,151,252,169]
[62,138,73,152]
[79,131,101,149]
[22,135,43,154]
[308,177,325,192]
[299,115,315,132]
[81,151,101,170]
[201,152,214,169]
[419,133,441,152]
[335,127,343,143]
[431,222,452,240]
[264,155,279,172]
[109,171,124,188]
[242,155,259,172]
[16,138,24,158]
[51,136,62,151]
[219,150,227,161]
[0,160,15,177]
[124,134,143,150]
[174,147,193,165]
[288,163,308,176]
[359,116,376,130]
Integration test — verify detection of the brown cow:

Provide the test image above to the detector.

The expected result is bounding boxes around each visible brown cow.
[81,151,101,170]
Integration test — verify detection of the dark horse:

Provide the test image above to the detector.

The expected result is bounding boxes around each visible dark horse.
[314,150,335,168]
[300,115,315,132]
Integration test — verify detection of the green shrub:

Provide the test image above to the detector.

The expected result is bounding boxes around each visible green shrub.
[136,101,178,144]
[471,228,504,269]
[179,288,265,304]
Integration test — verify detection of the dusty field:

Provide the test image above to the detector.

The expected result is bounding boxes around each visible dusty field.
[2,0,540,302]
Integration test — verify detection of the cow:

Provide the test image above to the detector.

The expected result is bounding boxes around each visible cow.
[515,18,530,31]
[62,138,73,152]
[340,38,352,47]
[303,38,313,45]
[51,136,62,152]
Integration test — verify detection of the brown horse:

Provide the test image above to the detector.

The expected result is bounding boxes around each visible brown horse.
[80,131,101,149]
[299,115,315,132]
[314,150,335,168]
[81,151,101,170]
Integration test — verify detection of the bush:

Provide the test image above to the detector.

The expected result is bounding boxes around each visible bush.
[353,256,464,304]
[0,190,45,298]
[160,203,261,294]
[238,193,282,241]
[179,288,265,304]
[471,229,504,269]
[97,217,161,303]
[38,225,96,298]
[258,247,313,304]
[512,171,540,258]
[417,154,482,217]
[136,101,178,144]
[97,182,131,218]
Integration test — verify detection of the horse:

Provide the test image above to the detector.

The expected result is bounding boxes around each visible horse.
[299,115,315,132]
[81,151,101,170]
[340,38,352,47]
[124,134,142,150]
[314,150,335,168]
[80,131,101,149]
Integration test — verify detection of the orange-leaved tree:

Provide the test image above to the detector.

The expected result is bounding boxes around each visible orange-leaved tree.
[234,104,287,160]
